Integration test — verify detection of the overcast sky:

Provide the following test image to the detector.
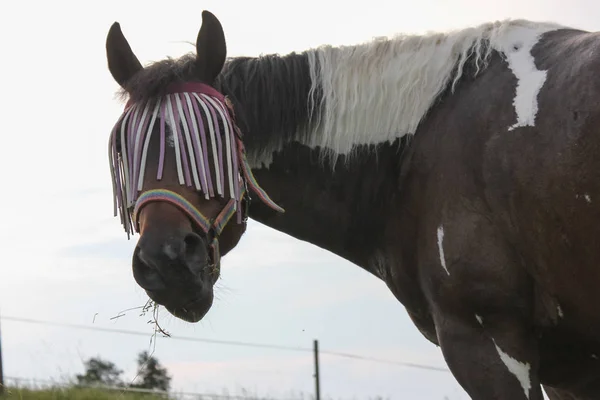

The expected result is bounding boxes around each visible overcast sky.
[0,0,598,399]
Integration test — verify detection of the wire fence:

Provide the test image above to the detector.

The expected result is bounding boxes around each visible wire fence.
[1,315,449,373]
[0,315,450,399]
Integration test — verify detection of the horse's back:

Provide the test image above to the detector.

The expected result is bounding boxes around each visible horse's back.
[398,26,600,395]
[482,28,600,335]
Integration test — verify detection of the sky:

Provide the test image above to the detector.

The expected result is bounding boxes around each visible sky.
[0,0,598,399]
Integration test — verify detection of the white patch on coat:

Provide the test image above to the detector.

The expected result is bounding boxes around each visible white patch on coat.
[491,25,561,131]
[575,194,592,203]
[436,226,450,275]
[475,314,483,325]
[493,340,532,399]
[557,304,564,318]
[299,19,563,162]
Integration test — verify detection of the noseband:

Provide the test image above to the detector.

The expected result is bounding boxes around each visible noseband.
[132,186,244,271]
[109,81,284,269]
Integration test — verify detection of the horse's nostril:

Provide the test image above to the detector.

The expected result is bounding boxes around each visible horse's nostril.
[133,249,166,291]
[184,233,203,256]
[183,232,208,267]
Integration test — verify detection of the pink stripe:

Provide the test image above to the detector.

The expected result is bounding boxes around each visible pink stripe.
[170,95,192,187]
[158,102,166,180]
[181,94,209,194]
[190,96,214,196]
[130,111,140,199]
[110,129,122,211]
[132,104,152,201]
[132,108,144,188]
[120,111,133,207]
[216,100,241,202]
[127,108,137,189]
[109,110,129,213]
[205,99,225,195]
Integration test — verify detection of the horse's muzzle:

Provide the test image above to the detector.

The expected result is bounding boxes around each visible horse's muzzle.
[132,231,217,322]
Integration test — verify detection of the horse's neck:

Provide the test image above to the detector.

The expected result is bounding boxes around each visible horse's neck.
[244,141,401,277]
[218,54,400,275]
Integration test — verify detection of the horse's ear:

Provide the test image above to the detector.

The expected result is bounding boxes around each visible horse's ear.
[106,22,143,88]
[195,10,227,83]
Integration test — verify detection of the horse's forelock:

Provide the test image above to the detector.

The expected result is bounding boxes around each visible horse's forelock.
[118,53,199,104]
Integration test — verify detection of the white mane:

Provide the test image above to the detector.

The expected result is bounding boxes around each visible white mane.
[302,19,566,157]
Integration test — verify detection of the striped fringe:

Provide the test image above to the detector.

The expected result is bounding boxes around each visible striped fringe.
[109,89,284,238]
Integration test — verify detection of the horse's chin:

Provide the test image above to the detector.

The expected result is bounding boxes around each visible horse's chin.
[164,296,214,323]
[144,285,215,323]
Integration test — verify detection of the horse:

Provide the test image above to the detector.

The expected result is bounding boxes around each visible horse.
[104,10,600,400]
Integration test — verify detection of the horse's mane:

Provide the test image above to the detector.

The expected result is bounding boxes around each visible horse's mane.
[118,19,568,166]
[215,54,317,164]
[117,50,314,165]
[301,19,565,157]
[118,53,199,104]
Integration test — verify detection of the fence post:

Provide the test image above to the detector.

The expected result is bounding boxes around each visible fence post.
[313,339,320,400]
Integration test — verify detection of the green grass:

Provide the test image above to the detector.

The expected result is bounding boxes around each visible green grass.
[0,387,167,400]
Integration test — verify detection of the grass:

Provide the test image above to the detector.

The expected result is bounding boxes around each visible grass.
[0,386,390,400]
[0,387,167,400]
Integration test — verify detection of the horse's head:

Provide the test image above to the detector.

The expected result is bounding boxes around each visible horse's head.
[105,11,283,323]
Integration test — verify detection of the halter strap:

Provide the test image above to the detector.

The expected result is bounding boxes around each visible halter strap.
[132,185,245,272]
[133,189,211,233]
[132,185,246,237]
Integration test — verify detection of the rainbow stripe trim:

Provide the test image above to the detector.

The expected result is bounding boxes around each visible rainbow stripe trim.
[237,142,285,214]
[133,185,247,237]
[212,199,238,235]
[133,189,212,233]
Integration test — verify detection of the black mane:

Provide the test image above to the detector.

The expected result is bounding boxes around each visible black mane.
[118,53,199,103]
[215,52,319,154]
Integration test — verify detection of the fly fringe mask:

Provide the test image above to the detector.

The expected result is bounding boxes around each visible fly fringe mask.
[108,82,285,264]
